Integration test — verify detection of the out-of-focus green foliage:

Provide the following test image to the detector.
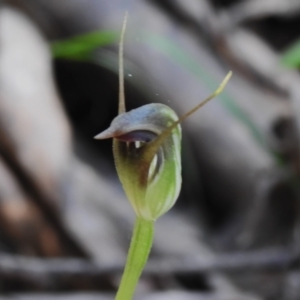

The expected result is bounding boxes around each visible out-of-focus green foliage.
[142,33,268,150]
[281,40,300,68]
[51,31,118,60]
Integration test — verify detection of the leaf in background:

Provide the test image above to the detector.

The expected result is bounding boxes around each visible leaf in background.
[281,39,300,68]
[52,30,118,60]
[141,33,268,151]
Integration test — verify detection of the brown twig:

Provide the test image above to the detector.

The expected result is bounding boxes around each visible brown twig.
[0,247,297,278]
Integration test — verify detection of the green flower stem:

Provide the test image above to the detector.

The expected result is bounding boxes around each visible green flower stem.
[115,217,154,300]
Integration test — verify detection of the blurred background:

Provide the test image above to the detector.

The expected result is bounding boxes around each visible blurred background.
[0,0,300,299]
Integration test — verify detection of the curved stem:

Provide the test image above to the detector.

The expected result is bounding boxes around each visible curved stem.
[115,217,154,300]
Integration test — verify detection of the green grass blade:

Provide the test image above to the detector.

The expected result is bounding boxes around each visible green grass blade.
[52,30,118,60]
[140,33,268,150]
[281,39,300,68]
